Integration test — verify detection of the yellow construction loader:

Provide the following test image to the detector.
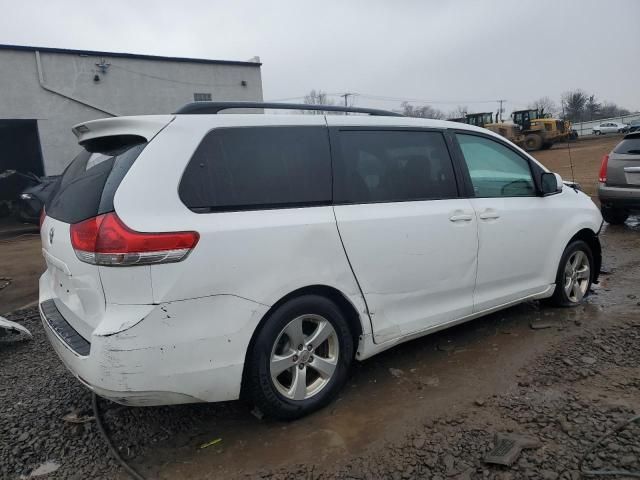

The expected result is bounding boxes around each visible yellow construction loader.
[454,112,525,149]
[511,109,574,151]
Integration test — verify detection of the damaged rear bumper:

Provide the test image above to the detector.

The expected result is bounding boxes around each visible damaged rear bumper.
[39,273,269,406]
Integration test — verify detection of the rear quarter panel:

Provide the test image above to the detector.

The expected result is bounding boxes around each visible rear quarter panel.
[113,115,371,335]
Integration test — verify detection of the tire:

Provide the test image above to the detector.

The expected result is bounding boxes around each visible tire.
[524,134,543,151]
[601,205,629,225]
[549,240,594,307]
[246,294,354,420]
[594,130,601,136]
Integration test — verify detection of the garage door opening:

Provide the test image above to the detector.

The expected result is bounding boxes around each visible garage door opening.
[0,119,44,202]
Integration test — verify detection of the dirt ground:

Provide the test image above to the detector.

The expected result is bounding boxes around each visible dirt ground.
[531,135,622,199]
[0,135,638,479]
[0,230,42,315]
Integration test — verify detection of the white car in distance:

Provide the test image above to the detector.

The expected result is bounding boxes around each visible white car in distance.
[39,102,603,419]
[593,121,629,135]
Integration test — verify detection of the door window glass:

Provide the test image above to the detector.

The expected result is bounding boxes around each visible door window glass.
[333,130,458,203]
[457,134,535,197]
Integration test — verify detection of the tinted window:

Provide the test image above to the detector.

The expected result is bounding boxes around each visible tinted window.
[457,134,535,197]
[46,142,146,224]
[333,130,458,204]
[614,137,640,155]
[179,126,331,211]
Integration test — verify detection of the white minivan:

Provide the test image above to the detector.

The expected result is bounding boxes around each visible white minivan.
[40,102,603,419]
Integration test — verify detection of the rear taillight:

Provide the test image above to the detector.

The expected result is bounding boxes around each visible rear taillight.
[39,208,46,229]
[598,154,609,183]
[70,212,199,266]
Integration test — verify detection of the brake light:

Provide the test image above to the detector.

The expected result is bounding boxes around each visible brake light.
[598,154,609,183]
[70,212,199,266]
[39,208,46,229]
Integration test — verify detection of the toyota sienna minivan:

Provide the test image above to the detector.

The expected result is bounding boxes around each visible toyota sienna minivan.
[40,102,603,419]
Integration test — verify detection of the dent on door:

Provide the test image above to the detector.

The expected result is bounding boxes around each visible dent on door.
[335,200,478,344]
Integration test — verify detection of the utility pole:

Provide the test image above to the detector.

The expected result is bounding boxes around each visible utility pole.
[497,99,505,122]
[340,93,354,114]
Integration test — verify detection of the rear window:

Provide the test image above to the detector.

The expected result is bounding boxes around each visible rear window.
[614,136,640,155]
[179,126,332,212]
[46,140,146,224]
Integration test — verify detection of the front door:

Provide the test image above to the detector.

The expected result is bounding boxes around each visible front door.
[329,127,478,343]
[454,132,555,312]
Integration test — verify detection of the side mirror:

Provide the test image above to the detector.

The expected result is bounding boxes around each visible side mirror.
[541,172,563,195]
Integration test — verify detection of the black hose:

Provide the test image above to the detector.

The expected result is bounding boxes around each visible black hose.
[579,414,640,477]
[92,393,146,480]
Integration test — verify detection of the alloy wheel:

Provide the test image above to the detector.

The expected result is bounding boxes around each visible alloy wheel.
[563,250,590,303]
[269,314,339,401]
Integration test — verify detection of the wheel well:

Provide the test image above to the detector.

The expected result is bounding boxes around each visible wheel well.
[569,228,602,283]
[239,285,364,399]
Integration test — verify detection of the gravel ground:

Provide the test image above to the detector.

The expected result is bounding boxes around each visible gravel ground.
[0,308,241,479]
[1,308,638,479]
[257,320,640,480]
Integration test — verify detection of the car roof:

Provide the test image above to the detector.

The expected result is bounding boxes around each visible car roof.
[76,112,493,135]
[73,112,543,168]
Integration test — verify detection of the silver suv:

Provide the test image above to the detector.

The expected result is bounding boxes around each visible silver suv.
[598,132,640,224]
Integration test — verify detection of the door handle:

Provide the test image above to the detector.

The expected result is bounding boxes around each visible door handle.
[449,213,473,222]
[479,209,500,220]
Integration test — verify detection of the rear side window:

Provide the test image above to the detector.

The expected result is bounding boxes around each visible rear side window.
[179,126,332,211]
[46,141,146,224]
[614,137,640,155]
[333,130,458,204]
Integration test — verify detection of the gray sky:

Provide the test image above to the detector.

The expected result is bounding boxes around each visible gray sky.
[1,0,638,115]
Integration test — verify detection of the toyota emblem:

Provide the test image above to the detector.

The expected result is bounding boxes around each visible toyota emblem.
[49,227,55,244]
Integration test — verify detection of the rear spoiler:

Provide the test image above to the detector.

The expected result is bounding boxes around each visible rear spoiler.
[71,115,175,145]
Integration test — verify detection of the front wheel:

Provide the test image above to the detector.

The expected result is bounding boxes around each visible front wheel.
[524,134,543,151]
[549,240,593,307]
[246,295,354,420]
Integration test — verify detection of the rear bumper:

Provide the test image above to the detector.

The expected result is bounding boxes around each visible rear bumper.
[598,184,640,210]
[39,271,269,406]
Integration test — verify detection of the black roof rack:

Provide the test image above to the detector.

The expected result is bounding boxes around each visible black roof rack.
[174,101,403,117]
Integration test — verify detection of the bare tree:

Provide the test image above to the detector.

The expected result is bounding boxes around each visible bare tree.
[529,96,558,117]
[446,105,468,120]
[599,101,630,119]
[303,89,334,114]
[399,101,445,119]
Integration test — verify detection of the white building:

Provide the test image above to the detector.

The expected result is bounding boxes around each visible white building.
[0,44,263,175]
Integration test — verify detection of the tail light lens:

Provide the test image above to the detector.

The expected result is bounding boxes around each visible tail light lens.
[70,212,199,266]
[39,208,46,229]
[598,154,609,183]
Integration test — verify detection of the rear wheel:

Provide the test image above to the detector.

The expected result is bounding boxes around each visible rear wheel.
[524,134,543,151]
[601,205,629,225]
[549,240,593,307]
[246,295,354,420]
